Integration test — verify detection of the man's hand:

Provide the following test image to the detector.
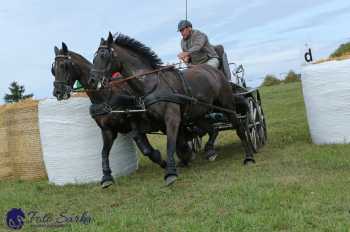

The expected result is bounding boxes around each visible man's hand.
[183,56,190,64]
[177,52,190,63]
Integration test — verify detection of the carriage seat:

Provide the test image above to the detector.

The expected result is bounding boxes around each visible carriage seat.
[214,45,231,81]
[214,45,224,69]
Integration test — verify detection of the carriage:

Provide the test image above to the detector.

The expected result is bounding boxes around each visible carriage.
[53,35,267,187]
[174,62,267,155]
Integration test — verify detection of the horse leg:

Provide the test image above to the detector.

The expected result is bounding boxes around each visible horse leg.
[232,97,255,164]
[101,129,117,188]
[218,89,255,165]
[132,131,166,169]
[176,133,193,167]
[236,121,255,165]
[205,126,219,161]
[164,107,181,186]
[198,120,219,161]
[129,120,166,168]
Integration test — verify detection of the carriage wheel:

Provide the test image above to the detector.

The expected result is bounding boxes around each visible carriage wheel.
[245,96,264,153]
[247,96,267,151]
[192,136,202,153]
[256,99,267,146]
[187,136,202,154]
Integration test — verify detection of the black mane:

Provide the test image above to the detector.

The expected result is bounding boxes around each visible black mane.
[114,33,163,68]
[68,51,92,66]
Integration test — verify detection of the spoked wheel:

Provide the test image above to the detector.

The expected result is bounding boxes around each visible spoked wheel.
[188,136,202,154]
[244,96,261,153]
[256,98,267,146]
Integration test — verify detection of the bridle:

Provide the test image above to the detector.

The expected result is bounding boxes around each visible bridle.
[90,45,116,87]
[52,54,76,95]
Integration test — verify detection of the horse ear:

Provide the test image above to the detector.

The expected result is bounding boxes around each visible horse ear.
[54,46,59,56]
[62,42,68,54]
[107,32,113,46]
[100,38,105,45]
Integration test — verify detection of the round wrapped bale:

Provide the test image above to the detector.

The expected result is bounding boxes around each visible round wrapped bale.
[301,59,350,144]
[38,97,138,185]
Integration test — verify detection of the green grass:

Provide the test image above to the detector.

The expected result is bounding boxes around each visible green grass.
[1,82,350,231]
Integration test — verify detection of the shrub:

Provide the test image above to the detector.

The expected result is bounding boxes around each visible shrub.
[330,42,350,58]
[284,70,301,83]
[261,74,281,86]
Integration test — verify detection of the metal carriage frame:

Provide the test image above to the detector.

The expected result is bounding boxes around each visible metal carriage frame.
[182,63,267,154]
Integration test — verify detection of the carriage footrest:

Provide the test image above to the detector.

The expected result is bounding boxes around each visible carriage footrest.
[111,108,146,114]
[213,122,233,131]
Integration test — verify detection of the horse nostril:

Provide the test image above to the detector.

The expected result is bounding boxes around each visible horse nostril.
[89,78,96,85]
[53,90,60,97]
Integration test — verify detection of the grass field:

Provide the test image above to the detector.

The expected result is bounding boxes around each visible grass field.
[1,82,350,232]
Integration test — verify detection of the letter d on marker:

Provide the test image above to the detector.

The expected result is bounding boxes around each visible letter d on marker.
[304,48,313,63]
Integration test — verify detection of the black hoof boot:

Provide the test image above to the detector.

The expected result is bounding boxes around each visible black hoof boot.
[205,149,218,162]
[243,158,256,165]
[101,175,114,189]
[164,174,177,186]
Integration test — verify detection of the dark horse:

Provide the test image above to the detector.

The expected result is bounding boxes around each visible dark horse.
[52,42,168,188]
[89,32,255,186]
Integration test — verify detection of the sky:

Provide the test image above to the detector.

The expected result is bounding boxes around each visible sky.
[0,0,349,103]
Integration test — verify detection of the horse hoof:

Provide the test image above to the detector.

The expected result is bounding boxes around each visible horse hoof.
[101,180,114,189]
[165,175,177,186]
[101,175,114,188]
[206,150,218,162]
[244,158,256,165]
[208,153,218,162]
[190,153,196,161]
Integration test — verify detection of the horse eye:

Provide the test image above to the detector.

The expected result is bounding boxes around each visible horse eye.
[103,50,111,58]
[65,61,71,68]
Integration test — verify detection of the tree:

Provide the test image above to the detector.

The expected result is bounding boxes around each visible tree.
[261,74,281,86]
[4,81,33,103]
[284,70,301,83]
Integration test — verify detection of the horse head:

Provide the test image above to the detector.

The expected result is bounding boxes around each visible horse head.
[51,42,78,100]
[89,31,163,91]
[89,32,121,90]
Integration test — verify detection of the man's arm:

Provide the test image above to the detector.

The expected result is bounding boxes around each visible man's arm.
[178,40,190,62]
[187,31,207,54]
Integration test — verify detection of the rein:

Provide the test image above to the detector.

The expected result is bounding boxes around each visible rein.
[107,65,177,88]
[74,65,175,94]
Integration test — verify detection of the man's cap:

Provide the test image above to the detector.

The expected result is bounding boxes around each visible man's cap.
[177,20,192,31]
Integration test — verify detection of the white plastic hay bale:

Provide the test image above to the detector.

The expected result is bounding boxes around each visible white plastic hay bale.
[301,59,350,144]
[38,97,138,185]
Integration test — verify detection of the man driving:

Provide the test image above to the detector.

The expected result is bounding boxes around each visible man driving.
[177,20,219,69]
